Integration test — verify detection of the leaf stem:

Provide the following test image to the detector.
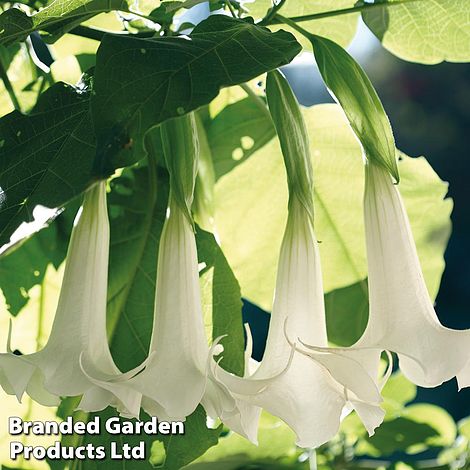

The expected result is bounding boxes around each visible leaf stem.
[266,0,422,25]
[0,58,21,111]
[239,82,272,122]
[274,14,313,40]
[69,25,155,41]
[226,0,238,19]
[260,0,287,26]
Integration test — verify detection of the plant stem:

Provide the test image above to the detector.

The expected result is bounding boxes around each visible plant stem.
[260,0,287,26]
[239,82,272,122]
[226,0,238,19]
[0,59,21,111]
[69,25,155,41]
[274,13,313,40]
[266,0,422,25]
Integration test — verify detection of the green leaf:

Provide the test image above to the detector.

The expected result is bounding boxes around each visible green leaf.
[0,199,78,316]
[403,404,457,450]
[208,96,275,180]
[193,113,216,232]
[74,407,221,470]
[363,0,470,65]
[273,0,359,49]
[213,104,451,318]
[361,417,439,456]
[196,227,244,376]
[324,280,368,346]
[105,162,167,371]
[382,372,417,408]
[91,15,301,173]
[310,34,399,181]
[0,82,95,248]
[191,411,299,466]
[458,416,470,440]
[151,406,222,470]
[246,0,358,48]
[0,0,131,46]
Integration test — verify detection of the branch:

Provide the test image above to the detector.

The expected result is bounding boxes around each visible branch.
[265,0,422,25]
[0,59,21,111]
[259,0,287,26]
[239,82,272,122]
[69,25,157,41]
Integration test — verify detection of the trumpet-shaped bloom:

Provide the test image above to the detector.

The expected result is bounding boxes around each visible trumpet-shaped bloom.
[88,197,262,441]
[130,199,211,419]
[356,162,470,388]
[0,182,143,415]
[215,196,384,448]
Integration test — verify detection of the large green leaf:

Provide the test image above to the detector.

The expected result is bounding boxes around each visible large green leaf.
[0,0,130,46]
[0,82,95,248]
[208,96,275,180]
[246,0,358,48]
[279,0,358,49]
[0,199,77,316]
[91,15,301,173]
[213,104,451,314]
[361,417,439,456]
[76,407,221,470]
[324,280,368,347]
[190,411,299,466]
[196,228,244,376]
[363,0,470,65]
[311,34,399,181]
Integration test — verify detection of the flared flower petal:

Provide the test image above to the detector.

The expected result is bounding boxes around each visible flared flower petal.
[0,181,141,412]
[357,162,470,387]
[213,196,384,448]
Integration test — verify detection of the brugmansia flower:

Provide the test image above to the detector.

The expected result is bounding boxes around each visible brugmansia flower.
[81,113,264,442]
[218,195,384,448]
[0,182,143,415]
[132,194,264,441]
[212,70,385,448]
[354,162,470,388]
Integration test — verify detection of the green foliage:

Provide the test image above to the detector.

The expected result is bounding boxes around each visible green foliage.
[213,104,451,313]
[363,0,470,64]
[196,228,245,376]
[0,1,468,468]
[247,0,359,48]
[208,96,275,180]
[0,82,95,247]
[92,15,301,173]
[0,0,131,45]
[0,199,77,316]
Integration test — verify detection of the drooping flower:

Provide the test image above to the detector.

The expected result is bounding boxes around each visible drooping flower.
[354,161,470,388]
[0,181,144,415]
[216,193,385,448]
[211,70,385,448]
[84,113,265,442]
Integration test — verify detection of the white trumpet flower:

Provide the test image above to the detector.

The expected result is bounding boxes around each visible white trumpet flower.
[130,198,214,420]
[0,181,143,415]
[215,195,384,448]
[88,196,262,441]
[356,162,470,388]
